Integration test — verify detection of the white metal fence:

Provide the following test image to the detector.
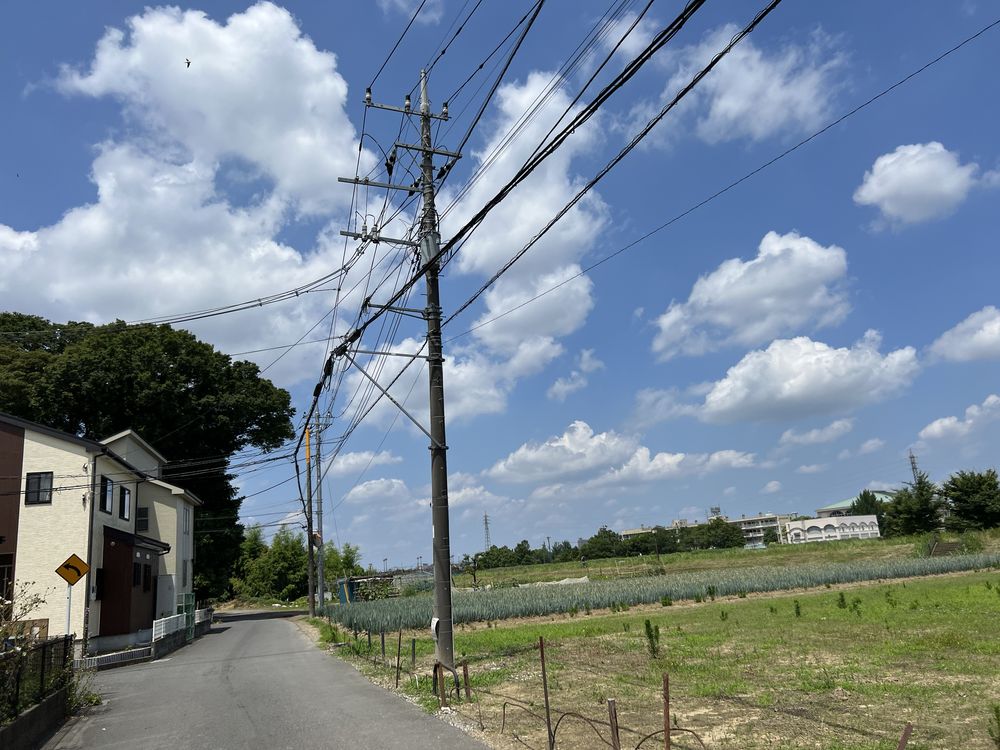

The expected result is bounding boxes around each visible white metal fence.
[152,613,186,641]
[194,607,213,624]
[75,645,152,670]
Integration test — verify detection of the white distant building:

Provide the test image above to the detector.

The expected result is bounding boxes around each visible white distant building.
[783,515,881,544]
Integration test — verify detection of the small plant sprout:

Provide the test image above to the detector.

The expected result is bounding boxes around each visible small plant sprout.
[794,600,801,618]
[644,619,660,658]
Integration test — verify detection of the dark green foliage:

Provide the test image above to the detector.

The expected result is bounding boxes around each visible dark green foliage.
[0,314,294,597]
[660,595,673,607]
[883,472,943,537]
[850,489,887,531]
[941,469,1000,531]
[719,609,728,621]
[762,528,780,546]
[837,592,847,609]
[644,619,660,657]
[987,703,1000,749]
[794,600,801,618]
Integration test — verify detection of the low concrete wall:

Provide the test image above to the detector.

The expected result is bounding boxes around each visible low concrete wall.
[87,628,153,655]
[0,686,68,750]
[152,629,187,659]
[195,619,212,637]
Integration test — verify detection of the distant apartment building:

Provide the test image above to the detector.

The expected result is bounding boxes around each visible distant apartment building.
[729,513,796,548]
[784,514,881,544]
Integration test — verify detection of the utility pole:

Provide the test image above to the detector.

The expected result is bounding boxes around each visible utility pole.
[417,69,456,673]
[483,513,491,551]
[315,411,325,610]
[304,427,316,617]
[909,449,920,484]
[339,70,458,671]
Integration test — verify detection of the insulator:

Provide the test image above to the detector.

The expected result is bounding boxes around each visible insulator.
[365,87,372,106]
[404,94,411,112]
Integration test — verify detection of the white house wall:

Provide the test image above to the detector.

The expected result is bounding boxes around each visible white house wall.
[15,429,92,637]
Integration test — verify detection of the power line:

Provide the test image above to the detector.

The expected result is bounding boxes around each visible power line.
[369,0,432,89]
[443,13,1000,340]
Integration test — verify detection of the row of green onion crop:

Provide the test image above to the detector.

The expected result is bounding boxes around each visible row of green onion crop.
[323,552,1000,633]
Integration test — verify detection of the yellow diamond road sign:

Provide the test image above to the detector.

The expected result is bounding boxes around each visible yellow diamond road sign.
[56,554,90,586]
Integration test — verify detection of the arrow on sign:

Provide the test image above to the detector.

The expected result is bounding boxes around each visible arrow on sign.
[62,562,82,577]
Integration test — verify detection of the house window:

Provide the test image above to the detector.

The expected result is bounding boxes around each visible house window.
[0,553,13,606]
[183,506,191,535]
[182,559,188,588]
[24,472,53,505]
[132,562,141,587]
[142,564,152,592]
[100,476,114,514]
[119,486,131,521]
[136,506,149,533]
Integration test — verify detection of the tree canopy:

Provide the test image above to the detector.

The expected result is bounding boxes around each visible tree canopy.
[0,313,295,597]
[940,469,1000,531]
[882,472,942,537]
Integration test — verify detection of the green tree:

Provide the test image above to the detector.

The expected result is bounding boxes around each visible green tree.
[941,469,1000,530]
[883,472,942,536]
[763,528,780,546]
[579,526,625,560]
[265,526,309,600]
[850,489,887,531]
[695,517,747,549]
[0,316,294,598]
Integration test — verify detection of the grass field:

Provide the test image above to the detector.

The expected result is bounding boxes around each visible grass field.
[452,530,1000,587]
[331,569,1000,749]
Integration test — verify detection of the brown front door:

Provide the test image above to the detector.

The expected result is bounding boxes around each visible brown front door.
[99,536,132,636]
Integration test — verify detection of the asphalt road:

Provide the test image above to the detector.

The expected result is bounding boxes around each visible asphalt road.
[44,611,488,750]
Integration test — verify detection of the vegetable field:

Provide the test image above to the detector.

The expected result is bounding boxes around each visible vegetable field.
[324,551,1000,632]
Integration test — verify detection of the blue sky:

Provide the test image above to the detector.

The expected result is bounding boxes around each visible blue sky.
[2,1,999,570]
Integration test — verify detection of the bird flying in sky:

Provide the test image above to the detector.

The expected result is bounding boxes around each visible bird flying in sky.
[185,58,191,68]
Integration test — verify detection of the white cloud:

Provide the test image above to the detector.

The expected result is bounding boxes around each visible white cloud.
[761,480,782,494]
[918,394,1000,441]
[653,232,849,360]
[443,71,607,354]
[659,25,843,144]
[588,447,755,488]
[487,421,637,484]
[57,4,366,216]
[547,372,587,402]
[326,450,402,478]
[700,332,919,423]
[930,306,1000,362]
[858,438,884,454]
[0,3,378,386]
[631,388,695,428]
[601,11,659,60]
[344,478,411,505]
[853,142,985,225]
[547,349,604,401]
[780,418,854,446]
[796,464,826,474]
[376,0,443,24]
[723,486,736,497]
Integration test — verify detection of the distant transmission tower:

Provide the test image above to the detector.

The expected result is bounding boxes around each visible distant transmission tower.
[483,513,492,551]
[909,449,920,483]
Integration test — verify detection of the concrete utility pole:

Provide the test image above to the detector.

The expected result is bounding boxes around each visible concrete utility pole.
[339,70,458,672]
[304,427,316,617]
[315,411,325,610]
[417,69,456,672]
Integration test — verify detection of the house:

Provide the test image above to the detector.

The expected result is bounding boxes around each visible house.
[783,514,881,544]
[101,431,201,619]
[0,413,193,652]
[816,491,893,518]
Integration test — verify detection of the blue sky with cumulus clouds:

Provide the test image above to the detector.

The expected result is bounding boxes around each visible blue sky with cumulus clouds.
[2,1,999,568]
